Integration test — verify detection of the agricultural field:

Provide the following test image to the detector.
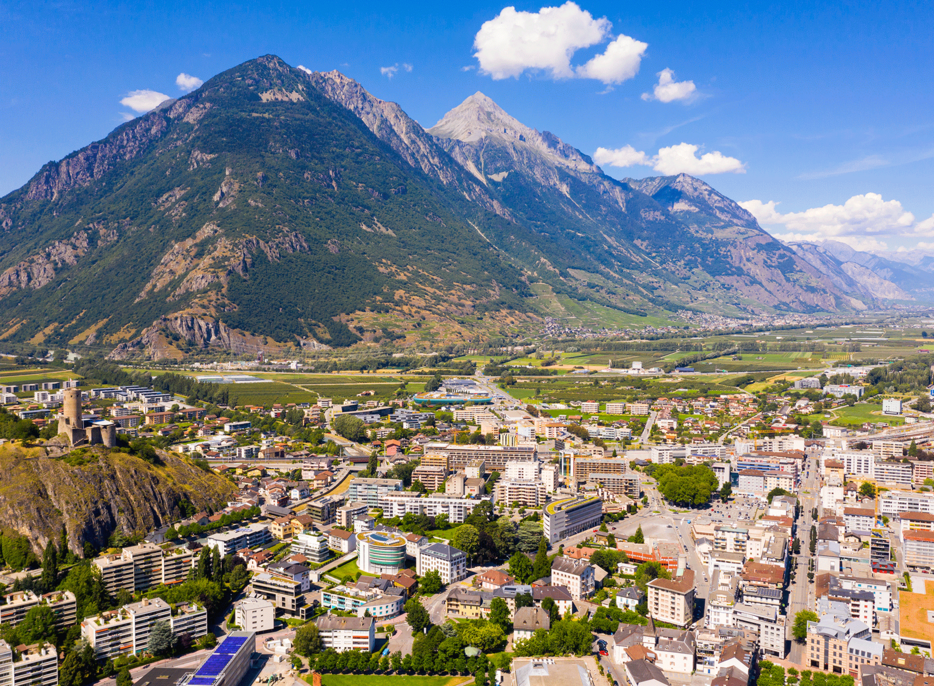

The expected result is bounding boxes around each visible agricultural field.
[693,352,829,372]
[222,382,317,406]
[506,373,755,405]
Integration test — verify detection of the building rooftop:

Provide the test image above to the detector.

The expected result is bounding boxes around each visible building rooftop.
[315,615,374,632]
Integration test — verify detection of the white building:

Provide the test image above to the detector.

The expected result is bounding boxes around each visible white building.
[235,597,275,633]
[882,399,902,415]
[0,640,58,686]
[550,557,595,600]
[416,543,467,584]
[315,615,375,652]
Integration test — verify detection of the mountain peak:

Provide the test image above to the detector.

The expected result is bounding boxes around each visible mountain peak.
[428,92,528,143]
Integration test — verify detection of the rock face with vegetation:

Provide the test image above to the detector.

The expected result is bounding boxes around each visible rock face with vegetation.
[0,55,874,360]
[0,443,237,555]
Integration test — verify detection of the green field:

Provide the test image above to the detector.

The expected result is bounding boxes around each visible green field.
[298,383,403,403]
[0,369,79,384]
[326,558,362,582]
[318,676,465,686]
[830,403,905,427]
[696,352,829,372]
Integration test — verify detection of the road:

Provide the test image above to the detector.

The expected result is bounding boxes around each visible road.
[786,454,821,665]
[639,411,658,445]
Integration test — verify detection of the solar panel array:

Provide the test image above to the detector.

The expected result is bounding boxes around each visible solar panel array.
[190,636,249,684]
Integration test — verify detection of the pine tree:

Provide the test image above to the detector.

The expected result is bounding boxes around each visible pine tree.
[532,537,550,581]
[211,547,223,582]
[40,540,58,592]
[196,547,211,580]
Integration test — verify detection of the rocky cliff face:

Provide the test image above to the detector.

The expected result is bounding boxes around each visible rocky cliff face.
[0,443,238,555]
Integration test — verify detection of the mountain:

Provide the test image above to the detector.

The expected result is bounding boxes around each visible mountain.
[0,56,871,359]
[0,443,236,555]
[787,240,922,301]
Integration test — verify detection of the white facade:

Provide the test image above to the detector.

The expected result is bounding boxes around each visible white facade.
[504,460,539,480]
[882,399,902,415]
[235,597,275,633]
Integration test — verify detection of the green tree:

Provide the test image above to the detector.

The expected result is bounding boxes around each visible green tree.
[720,482,732,500]
[859,482,877,499]
[793,610,818,642]
[147,619,176,655]
[367,453,378,475]
[634,561,670,593]
[767,488,793,502]
[294,623,323,656]
[490,597,510,632]
[116,668,134,686]
[532,538,550,580]
[509,551,534,584]
[333,414,367,442]
[405,598,431,632]
[517,521,543,553]
[908,440,918,457]
[420,570,444,594]
[541,596,560,623]
[18,605,56,644]
[40,540,58,592]
[629,525,644,545]
[452,524,480,561]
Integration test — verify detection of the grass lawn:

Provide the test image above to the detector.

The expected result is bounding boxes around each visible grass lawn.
[317,677,465,686]
[830,404,905,427]
[328,558,362,582]
[426,528,454,541]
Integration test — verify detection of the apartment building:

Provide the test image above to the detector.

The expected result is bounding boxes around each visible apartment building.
[588,473,641,499]
[504,460,539,480]
[705,571,738,629]
[417,543,467,584]
[206,523,272,556]
[834,451,874,479]
[543,495,603,545]
[411,465,447,491]
[806,603,881,675]
[336,502,369,528]
[122,543,163,590]
[251,573,313,618]
[572,457,629,481]
[160,547,194,586]
[378,492,485,523]
[494,479,547,507]
[422,443,536,472]
[736,470,766,498]
[879,491,934,516]
[290,531,332,564]
[903,530,934,569]
[842,507,875,533]
[93,553,135,596]
[898,511,934,539]
[0,640,58,686]
[550,557,595,600]
[837,576,892,613]
[1,591,76,629]
[647,568,695,628]
[306,496,344,527]
[315,615,375,652]
[873,460,913,487]
[81,597,172,660]
[817,574,875,626]
[169,603,208,640]
[732,603,786,658]
[235,597,275,633]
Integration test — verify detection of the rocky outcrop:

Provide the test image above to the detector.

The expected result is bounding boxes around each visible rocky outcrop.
[0,443,237,555]
[0,225,120,295]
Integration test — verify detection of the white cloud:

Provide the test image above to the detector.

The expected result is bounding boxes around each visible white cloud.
[119,89,170,114]
[654,143,745,175]
[576,35,647,84]
[297,65,313,74]
[593,145,651,167]
[641,68,696,103]
[594,141,745,175]
[380,63,412,78]
[738,199,784,225]
[175,73,203,93]
[473,2,645,85]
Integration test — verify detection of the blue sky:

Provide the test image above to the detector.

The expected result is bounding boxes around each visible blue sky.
[1,0,932,253]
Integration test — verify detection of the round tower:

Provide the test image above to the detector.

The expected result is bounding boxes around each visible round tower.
[62,388,82,428]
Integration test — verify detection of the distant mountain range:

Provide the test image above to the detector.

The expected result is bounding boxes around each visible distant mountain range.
[0,55,927,360]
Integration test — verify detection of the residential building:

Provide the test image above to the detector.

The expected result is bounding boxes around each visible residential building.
[543,495,603,545]
[737,470,766,498]
[320,579,405,619]
[235,597,276,633]
[290,531,332,564]
[250,574,313,618]
[903,530,934,569]
[512,607,550,642]
[306,496,344,527]
[705,571,738,629]
[843,507,875,533]
[315,615,375,652]
[169,603,208,640]
[898,511,934,539]
[732,603,786,658]
[206,524,271,556]
[880,491,934,516]
[588,473,641,499]
[647,567,695,628]
[411,465,447,492]
[805,603,881,675]
[378,492,486,523]
[477,569,516,591]
[1,591,76,629]
[326,529,356,554]
[550,557,595,600]
[417,543,468,584]
[336,502,368,528]
[532,586,574,616]
[624,659,671,686]
[422,443,536,472]
[494,479,547,507]
[93,553,135,596]
[873,460,913,487]
[0,640,58,686]
[161,548,195,585]
[81,597,172,660]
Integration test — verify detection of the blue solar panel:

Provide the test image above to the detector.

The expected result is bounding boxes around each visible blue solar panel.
[193,636,249,679]
[188,679,216,685]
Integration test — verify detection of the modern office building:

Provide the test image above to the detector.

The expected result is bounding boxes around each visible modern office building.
[356,531,408,575]
[543,496,602,545]
[250,574,313,619]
